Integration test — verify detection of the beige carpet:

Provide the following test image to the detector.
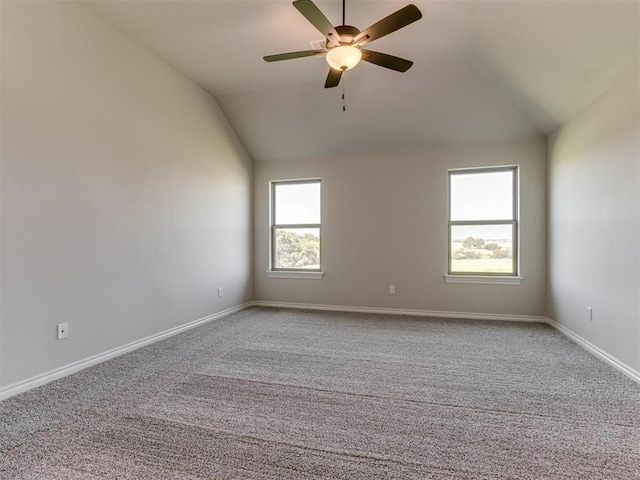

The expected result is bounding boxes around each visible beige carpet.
[1,307,639,479]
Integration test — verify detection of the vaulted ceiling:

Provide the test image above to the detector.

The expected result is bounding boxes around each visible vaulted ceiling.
[83,0,639,162]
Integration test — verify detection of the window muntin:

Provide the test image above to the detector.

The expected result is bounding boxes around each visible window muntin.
[448,167,518,276]
[271,180,321,271]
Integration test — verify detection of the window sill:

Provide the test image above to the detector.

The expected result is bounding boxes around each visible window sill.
[444,275,522,285]
[267,271,324,280]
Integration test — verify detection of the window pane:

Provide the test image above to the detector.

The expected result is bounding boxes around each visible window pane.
[274,228,320,269]
[450,170,514,221]
[450,224,514,274]
[274,182,320,225]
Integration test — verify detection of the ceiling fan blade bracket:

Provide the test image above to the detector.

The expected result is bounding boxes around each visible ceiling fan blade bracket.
[353,34,371,47]
[326,32,339,48]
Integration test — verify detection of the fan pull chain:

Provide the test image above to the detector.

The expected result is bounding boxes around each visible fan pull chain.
[342,73,346,112]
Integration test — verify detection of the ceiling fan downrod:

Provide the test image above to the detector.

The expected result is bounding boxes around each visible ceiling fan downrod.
[342,0,346,26]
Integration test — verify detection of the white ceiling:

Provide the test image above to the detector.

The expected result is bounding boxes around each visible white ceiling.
[82,0,639,162]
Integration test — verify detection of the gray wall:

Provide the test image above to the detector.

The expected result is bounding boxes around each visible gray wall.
[0,1,253,387]
[254,139,547,317]
[547,65,640,373]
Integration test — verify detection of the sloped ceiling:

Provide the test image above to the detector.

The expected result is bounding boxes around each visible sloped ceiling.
[83,0,639,162]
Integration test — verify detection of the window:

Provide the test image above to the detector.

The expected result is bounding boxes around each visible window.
[448,166,518,277]
[270,179,321,273]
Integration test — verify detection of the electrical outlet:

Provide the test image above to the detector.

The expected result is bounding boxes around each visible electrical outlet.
[389,285,395,294]
[57,323,68,340]
[587,307,593,321]
[218,287,223,298]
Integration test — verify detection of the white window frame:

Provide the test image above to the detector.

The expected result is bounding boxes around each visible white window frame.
[445,166,522,285]
[268,179,323,279]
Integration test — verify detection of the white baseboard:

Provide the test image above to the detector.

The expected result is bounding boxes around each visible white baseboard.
[545,317,640,384]
[254,301,639,385]
[252,301,548,323]
[0,303,252,401]
[3,302,636,401]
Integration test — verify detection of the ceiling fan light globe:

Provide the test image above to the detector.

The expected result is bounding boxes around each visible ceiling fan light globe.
[326,46,362,71]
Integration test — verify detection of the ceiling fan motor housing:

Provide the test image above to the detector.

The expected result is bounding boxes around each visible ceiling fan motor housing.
[327,25,361,48]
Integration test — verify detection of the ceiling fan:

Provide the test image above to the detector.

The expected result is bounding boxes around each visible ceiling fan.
[264,0,423,88]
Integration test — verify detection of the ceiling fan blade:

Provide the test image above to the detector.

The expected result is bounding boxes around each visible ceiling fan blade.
[324,68,343,88]
[353,4,422,47]
[361,50,413,72]
[293,0,342,44]
[264,50,327,62]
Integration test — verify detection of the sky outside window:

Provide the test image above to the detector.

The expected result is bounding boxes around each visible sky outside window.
[274,182,320,225]
[450,170,513,221]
